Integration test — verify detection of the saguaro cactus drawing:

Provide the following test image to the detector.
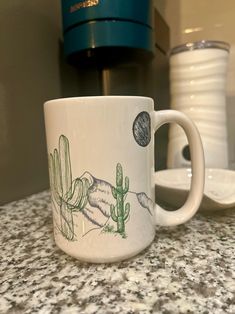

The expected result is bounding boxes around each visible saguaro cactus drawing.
[110,163,130,237]
[48,135,153,241]
[48,135,89,240]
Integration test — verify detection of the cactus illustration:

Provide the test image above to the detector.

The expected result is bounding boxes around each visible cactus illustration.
[48,135,89,240]
[48,135,153,241]
[110,163,130,237]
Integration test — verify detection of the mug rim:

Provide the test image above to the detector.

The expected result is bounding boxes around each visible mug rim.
[44,95,153,106]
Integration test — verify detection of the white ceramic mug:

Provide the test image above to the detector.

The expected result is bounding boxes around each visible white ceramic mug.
[44,96,204,263]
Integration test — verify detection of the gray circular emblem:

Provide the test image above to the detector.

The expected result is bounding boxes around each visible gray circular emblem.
[133,111,151,147]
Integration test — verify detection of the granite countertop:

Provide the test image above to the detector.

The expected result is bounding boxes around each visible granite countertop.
[0,191,234,314]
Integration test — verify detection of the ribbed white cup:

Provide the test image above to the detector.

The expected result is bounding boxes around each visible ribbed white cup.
[167,41,230,168]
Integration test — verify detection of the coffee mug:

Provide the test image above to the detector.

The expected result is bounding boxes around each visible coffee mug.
[44,96,204,263]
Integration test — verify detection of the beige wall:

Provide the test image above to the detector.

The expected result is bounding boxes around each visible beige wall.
[155,0,235,169]
[0,0,79,203]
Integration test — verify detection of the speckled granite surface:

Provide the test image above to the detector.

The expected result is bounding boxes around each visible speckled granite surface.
[0,191,235,314]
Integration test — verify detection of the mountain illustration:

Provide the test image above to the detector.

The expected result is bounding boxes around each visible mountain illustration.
[79,172,153,229]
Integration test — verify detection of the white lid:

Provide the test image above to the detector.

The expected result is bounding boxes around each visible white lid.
[170,40,230,56]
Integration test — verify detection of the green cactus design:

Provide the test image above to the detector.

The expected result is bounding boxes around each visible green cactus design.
[48,135,89,240]
[110,163,130,237]
[48,135,153,241]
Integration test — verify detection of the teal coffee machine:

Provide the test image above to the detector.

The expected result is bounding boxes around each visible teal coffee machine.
[61,0,154,66]
[0,0,169,205]
[61,0,170,169]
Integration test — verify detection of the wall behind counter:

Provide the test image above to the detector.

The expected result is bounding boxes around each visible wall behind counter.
[0,0,79,204]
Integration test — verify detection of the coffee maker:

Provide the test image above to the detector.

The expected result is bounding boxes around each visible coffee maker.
[0,1,169,205]
[61,0,170,170]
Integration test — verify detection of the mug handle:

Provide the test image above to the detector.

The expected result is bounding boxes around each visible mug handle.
[153,110,205,226]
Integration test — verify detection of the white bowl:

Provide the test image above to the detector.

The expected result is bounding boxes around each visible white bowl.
[155,168,235,211]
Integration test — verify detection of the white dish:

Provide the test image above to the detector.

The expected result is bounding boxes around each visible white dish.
[155,168,235,211]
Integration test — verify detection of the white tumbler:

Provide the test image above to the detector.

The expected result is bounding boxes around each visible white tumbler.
[167,40,230,169]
